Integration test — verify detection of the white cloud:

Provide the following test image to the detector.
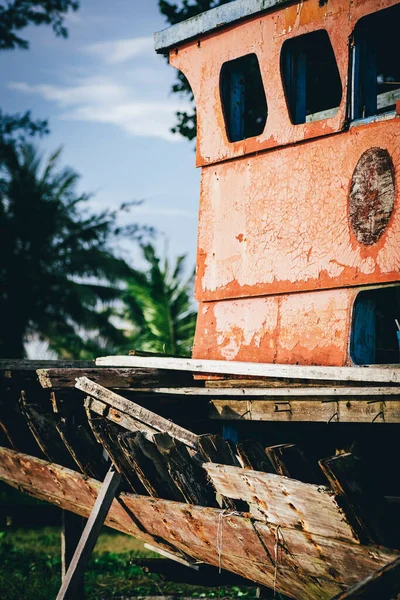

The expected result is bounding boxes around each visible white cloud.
[84,36,154,64]
[8,35,190,142]
[8,77,189,142]
[9,79,128,107]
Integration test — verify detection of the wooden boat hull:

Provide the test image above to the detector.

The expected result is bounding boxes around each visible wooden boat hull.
[0,447,397,600]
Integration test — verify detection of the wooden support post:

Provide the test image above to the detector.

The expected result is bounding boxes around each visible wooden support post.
[61,511,86,597]
[330,555,400,600]
[55,466,121,600]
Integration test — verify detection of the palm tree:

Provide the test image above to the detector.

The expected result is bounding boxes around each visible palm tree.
[0,142,134,358]
[121,244,197,356]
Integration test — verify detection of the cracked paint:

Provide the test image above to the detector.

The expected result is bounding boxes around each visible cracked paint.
[168,0,400,366]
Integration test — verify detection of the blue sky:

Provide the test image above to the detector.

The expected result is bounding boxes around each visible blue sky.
[1,0,200,267]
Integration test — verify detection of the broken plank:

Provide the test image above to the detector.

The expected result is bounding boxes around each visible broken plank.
[330,555,400,599]
[154,433,217,507]
[319,453,390,547]
[38,367,196,390]
[75,377,198,449]
[204,463,359,542]
[209,399,400,423]
[95,356,400,384]
[118,432,185,502]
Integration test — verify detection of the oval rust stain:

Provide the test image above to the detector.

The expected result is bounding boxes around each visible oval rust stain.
[349,147,395,245]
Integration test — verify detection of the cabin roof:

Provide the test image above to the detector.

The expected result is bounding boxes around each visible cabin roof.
[154,0,293,54]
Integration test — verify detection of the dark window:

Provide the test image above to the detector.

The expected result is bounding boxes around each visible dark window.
[352,5,400,120]
[281,30,342,125]
[220,54,267,142]
[351,287,400,365]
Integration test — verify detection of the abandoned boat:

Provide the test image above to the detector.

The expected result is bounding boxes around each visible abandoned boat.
[1,0,400,598]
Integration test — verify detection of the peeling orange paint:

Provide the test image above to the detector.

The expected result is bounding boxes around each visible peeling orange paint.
[168,0,400,366]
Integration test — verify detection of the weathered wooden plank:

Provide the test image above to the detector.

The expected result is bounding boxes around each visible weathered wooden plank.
[319,453,390,546]
[209,399,400,423]
[205,378,369,389]
[0,448,397,600]
[129,386,400,396]
[38,367,196,390]
[95,356,400,384]
[154,433,217,507]
[75,377,198,449]
[253,522,398,592]
[56,466,122,600]
[85,397,157,439]
[330,555,400,599]
[205,463,359,542]
[118,432,185,502]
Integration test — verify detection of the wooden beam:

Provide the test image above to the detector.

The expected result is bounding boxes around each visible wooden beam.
[95,356,400,384]
[38,367,196,390]
[75,377,198,449]
[209,399,400,423]
[330,555,400,599]
[56,466,122,600]
[127,386,400,397]
[204,463,359,542]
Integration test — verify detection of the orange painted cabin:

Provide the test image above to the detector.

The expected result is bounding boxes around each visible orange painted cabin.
[156,0,400,367]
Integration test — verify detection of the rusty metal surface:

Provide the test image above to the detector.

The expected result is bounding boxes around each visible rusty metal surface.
[0,447,398,600]
[349,148,396,246]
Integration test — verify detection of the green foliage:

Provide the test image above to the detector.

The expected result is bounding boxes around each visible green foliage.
[158,0,233,141]
[122,244,197,356]
[0,142,146,359]
[0,527,259,600]
[0,0,79,51]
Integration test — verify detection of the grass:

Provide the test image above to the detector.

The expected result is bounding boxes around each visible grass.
[0,526,260,600]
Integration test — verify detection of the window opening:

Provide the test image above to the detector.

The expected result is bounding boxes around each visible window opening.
[280,30,342,125]
[220,53,267,142]
[351,287,400,365]
[352,5,400,120]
